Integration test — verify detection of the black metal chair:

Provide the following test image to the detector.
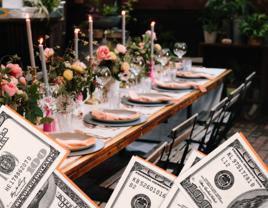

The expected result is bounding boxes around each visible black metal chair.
[160,113,198,176]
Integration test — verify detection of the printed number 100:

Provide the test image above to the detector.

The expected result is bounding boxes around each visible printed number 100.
[27,149,47,174]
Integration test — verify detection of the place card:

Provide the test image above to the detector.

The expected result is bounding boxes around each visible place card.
[0,106,68,207]
[28,169,98,208]
[160,150,205,208]
[106,156,176,208]
[174,132,268,208]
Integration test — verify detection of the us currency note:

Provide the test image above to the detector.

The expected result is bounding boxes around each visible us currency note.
[180,150,205,175]
[177,132,268,208]
[160,150,206,208]
[0,106,68,208]
[28,169,98,208]
[105,156,176,208]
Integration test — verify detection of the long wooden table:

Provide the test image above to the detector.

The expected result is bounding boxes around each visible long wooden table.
[61,70,232,180]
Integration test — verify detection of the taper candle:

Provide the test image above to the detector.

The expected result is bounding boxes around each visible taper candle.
[122,10,126,45]
[151,21,155,61]
[89,16,93,58]
[26,13,36,67]
[39,38,49,97]
[74,28,80,59]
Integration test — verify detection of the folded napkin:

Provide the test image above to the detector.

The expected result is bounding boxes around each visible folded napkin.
[177,71,214,80]
[154,79,207,92]
[92,108,142,121]
[56,138,96,149]
[128,91,180,103]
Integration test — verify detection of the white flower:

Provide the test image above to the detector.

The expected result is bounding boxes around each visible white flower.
[64,61,71,68]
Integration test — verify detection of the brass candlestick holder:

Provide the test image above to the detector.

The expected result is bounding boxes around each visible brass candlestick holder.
[119,81,130,88]
[84,58,100,105]
[27,66,39,85]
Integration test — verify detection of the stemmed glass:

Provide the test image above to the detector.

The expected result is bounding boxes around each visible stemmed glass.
[94,66,111,109]
[173,42,187,62]
[156,48,171,72]
[130,56,145,91]
[94,66,111,88]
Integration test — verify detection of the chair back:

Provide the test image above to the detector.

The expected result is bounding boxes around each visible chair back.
[146,142,168,166]
[245,72,256,84]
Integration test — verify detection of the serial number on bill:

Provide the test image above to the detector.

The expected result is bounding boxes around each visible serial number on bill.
[129,178,167,198]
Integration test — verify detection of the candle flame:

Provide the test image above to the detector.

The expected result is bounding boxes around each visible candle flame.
[89,16,92,22]
[75,28,80,33]
[151,21,155,26]
[39,38,43,44]
[122,10,125,15]
[26,13,29,19]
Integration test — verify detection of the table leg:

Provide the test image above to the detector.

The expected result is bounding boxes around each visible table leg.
[187,104,192,118]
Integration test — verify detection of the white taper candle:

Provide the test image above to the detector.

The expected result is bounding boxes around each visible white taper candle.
[39,38,49,97]
[89,16,93,58]
[26,13,36,67]
[122,10,126,45]
[74,28,80,59]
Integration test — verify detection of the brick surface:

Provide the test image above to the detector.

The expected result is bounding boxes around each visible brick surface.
[251,136,268,148]
[257,150,268,161]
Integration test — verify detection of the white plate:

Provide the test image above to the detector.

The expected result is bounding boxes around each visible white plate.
[50,133,96,151]
[92,109,141,124]
[128,93,172,104]
[156,81,193,90]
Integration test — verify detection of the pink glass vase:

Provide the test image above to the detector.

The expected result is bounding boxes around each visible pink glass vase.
[43,106,56,132]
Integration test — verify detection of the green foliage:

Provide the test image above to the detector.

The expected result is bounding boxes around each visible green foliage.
[227,0,253,16]
[239,13,268,39]
[40,117,54,124]
[121,0,138,24]
[100,1,119,16]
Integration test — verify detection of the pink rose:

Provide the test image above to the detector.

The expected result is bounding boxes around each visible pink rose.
[139,42,145,49]
[115,44,127,54]
[1,64,5,69]
[10,76,18,85]
[19,77,26,85]
[96,46,110,60]
[6,64,23,77]
[43,48,54,63]
[143,30,156,40]
[74,61,87,69]
[2,82,18,97]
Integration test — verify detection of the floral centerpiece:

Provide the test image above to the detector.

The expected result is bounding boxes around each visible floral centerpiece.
[41,47,94,111]
[96,44,131,82]
[0,55,49,124]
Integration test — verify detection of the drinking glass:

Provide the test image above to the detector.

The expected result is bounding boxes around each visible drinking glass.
[108,91,121,109]
[182,59,192,71]
[141,77,152,93]
[167,68,177,81]
[130,56,145,90]
[173,42,187,62]
[156,48,171,72]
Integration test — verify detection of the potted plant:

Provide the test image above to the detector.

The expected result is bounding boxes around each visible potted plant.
[239,13,268,45]
[228,0,253,44]
[199,7,222,43]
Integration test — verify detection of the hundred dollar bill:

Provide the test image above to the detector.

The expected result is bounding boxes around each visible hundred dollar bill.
[160,150,205,208]
[106,156,176,208]
[180,150,205,175]
[28,169,98,208]
[0,106,68,208]
[176,132,268,208]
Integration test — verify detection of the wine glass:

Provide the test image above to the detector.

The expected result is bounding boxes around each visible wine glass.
[94,66,111,109]
[129,56,145,90]
[173,42,187,62]
[94,66,111,88]
[156,48,171,72]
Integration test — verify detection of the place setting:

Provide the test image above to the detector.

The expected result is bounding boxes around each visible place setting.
[83,108,148,127]
[152,79,207,93]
